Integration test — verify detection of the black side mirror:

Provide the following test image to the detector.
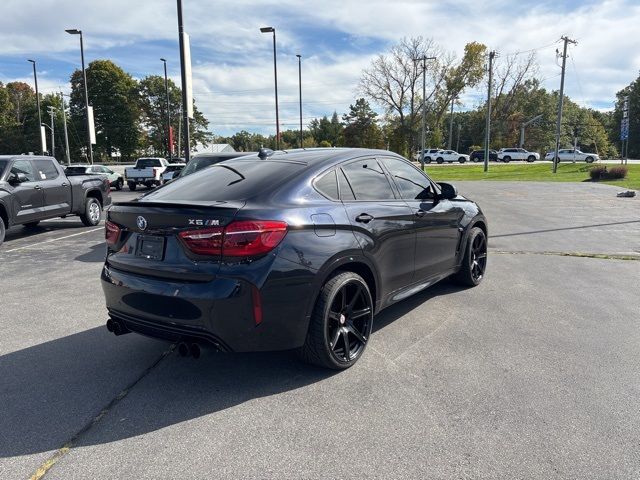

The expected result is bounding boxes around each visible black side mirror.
[437,182,458,200]
[8,172,28,185]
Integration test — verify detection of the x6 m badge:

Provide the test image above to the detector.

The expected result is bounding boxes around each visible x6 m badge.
[188,219,220,226]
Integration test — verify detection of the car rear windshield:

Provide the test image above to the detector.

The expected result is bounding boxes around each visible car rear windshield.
[65,166,89,175]
[165,165,184,172]
[136,158,163,168]
[141,160,306,203]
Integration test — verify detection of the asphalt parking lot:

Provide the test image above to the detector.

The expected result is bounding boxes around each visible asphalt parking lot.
[1,182,639,479]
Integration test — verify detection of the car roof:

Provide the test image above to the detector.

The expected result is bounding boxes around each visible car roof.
[0,155,59,161]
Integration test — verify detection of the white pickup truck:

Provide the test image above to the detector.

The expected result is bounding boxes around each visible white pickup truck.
[124,157,168,191]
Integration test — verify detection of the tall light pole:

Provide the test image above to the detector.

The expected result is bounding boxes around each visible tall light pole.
[447,97,455,149]
[413,55,436,169]
[484,51,496,173]
[27,59,44,155]
[260,26,280,149]
[160,58,172,161]
[296,54,303,148]
[66,29,93,164]
[176,0,191,162]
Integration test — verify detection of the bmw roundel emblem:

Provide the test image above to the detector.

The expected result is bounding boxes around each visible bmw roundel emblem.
[136,216,148,231]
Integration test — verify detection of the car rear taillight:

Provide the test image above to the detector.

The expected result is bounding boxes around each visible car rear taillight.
[178,220,288,257]
[105,221,121,246]
[178,226,224,255]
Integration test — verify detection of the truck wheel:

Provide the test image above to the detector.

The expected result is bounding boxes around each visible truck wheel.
[80,198,102,227]
[0,218,5,247]
[115,179,123,191]
[527,155,536,162]
[128,181,137,191]
[24,221,40,229]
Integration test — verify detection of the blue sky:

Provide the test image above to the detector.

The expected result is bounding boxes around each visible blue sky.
[1,0,638,137]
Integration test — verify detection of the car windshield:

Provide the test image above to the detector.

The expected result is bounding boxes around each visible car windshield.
[65,166,90,175]
[142,160,305,203]
[0,159,8,178]
[165,165,184,172]
[179,156,241,177]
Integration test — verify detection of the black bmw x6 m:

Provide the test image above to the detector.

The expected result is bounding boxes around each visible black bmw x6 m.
[102,148,488,369]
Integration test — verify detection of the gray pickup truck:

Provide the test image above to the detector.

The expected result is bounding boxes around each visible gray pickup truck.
[0,155,112,246]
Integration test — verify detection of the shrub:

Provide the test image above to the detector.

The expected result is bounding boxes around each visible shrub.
[607,166,628,179]
[588,165,628,181]
[589,165,607,180]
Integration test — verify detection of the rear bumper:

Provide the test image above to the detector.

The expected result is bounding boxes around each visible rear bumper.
[101,260,315,352]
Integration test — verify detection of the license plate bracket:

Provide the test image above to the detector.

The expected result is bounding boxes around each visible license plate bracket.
[135,235,165,260]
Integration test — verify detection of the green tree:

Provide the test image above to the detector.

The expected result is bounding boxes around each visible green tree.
[69,60,141,161]
[613,75,639,158]
[342,98,384,148]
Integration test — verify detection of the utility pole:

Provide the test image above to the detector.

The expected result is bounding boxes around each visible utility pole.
[519,114,543,148]
[456,122,461,152]
[447,97,455,149]
[413,55,436,168]
[60,92,71,164]
[296,54,303,148]
[177,105,182,157]
[27,60,44,155]
[553,35,577,173]
[47,106,56,159]
[484,51,496,173]
[160,58,172,161]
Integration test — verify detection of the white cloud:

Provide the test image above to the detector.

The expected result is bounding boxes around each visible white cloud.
[1,0,638,135]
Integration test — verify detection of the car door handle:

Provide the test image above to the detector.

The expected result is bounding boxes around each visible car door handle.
[355,213,374,223]
[61,182,69,187]
[33,185,42,190]
[415,209,426,217]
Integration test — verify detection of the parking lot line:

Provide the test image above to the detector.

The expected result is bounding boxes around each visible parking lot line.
[4,227,103,253]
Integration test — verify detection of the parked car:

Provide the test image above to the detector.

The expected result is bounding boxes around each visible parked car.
[124,157,168,190]
[434,150,470,164]
[414,148,441,163]
[160,163,186,184]
[102,148,488,369]
[65,164,124,190]
[470,150,498,162]
[544,149,599,163]
[497,148,539,162]
[0,155,111,246]
[177,152,255,179]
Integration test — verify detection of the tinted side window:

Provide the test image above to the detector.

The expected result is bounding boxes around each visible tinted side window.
[314,170,339,200]
[33,160,60,180]
[12,160,37,182]
[342,159,395,201]
[337,169,355,201]
[381,157,433,200]
[136,158,162,168]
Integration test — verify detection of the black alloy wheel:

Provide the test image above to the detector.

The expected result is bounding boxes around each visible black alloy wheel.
[453,227,487,287]
[298,272,373,369]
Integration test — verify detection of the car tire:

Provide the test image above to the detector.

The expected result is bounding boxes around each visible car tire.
[115,179,123,191]
[452,227,487,287]
[436,157,444,164]
[24,221,40,229]
[527,155,535,162]
[0,217,5,247]
[459,157,466,163]
[586,156,594,163]
[502,156,511,163]
[80,197,102,227]
[128,181,137,191]
[425,157,432,164]
[297,271,374,370]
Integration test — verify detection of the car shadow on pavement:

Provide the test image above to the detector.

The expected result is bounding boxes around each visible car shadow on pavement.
[2,221,92,245]
[0,280,465,458]
[74,243,107,263]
